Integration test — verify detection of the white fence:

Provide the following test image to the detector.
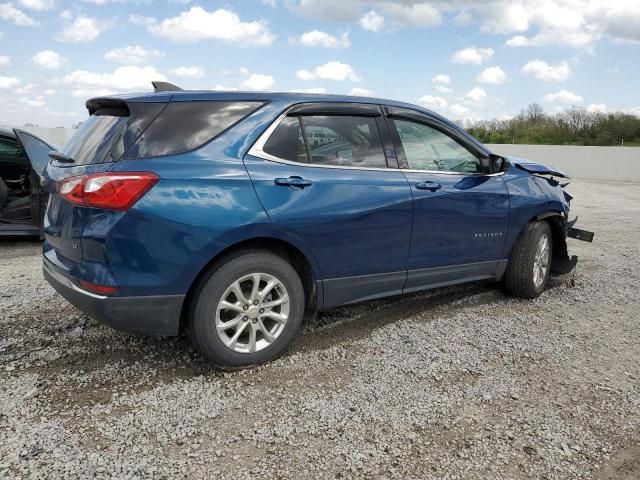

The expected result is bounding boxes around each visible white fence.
[6,126,74,147]
[488,144,640,183]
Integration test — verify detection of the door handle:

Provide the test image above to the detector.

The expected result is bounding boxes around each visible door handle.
[415,181,441,192]
[274,176,313,188]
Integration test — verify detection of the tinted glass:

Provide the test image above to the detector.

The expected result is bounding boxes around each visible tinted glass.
[301,116,386,168]
[15,131,53,176]
[262,116,307,163]
[125,101,263,159]
[393,119,481,173]
[0,137,21,157]
[110,102,166,161]
[60,107,128,166]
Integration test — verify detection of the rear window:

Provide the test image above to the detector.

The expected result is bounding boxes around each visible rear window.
[123,101,264,159]
[60,106,129,166]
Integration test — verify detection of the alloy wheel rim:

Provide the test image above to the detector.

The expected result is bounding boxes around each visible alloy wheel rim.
[215,273,290,354]
[533,234,551,288]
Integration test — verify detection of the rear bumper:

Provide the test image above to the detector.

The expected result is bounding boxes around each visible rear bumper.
[43,257,184,336]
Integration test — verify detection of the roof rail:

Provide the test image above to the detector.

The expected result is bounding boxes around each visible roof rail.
[152,81,183,92]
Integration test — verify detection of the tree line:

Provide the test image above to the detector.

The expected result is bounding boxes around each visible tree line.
[465,104,640,146]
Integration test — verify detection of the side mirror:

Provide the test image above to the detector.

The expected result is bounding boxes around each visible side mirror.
[481,154,505,174]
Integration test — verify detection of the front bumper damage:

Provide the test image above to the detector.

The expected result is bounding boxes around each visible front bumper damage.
[551,215,594,276]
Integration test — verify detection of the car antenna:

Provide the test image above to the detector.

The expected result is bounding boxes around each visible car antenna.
[152,81,183,92]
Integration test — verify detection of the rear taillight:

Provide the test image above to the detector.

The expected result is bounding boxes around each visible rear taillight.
[57,172,159,211]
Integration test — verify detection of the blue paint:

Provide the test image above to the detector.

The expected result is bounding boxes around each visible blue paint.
[42,91,574,333]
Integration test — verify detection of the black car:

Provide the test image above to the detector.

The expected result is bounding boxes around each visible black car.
[0,128,56,237]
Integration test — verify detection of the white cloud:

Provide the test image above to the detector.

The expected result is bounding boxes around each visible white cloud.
[544,90,583,105]
[55,15,109,43]
[290,87,327,94]
[295,0,361,22]
[0,55,11,66]
[453,11,472,26]
[104,45,164,65]
[505,35,529,47]
[432,74,450,85]
[31,50,64,69]
[586,103,607,113]
[476,66,508,84]
[20,95,45,107]
[148,7,275,46]
[212,84,238,91]
[417,95,447,111]
[14,82,35,94]
[451,47,494,65]
[465,87,486,102]
[449,104,470,118]
[18,0,53,10]
[359,10,384,32]
[296,69,314,81]
[349,87,373,96]
[290,1,640,47]
[506,31,598,49]
[0,2,37,26]
[297,61,361,82]
[0,76,19,88]
[435,85,452,94]
[169,66,204,78]
[521,59,571,82]
[63,66,167,97]
[295,30,350,48]
[240,73,274,91]
[381,2,440,27]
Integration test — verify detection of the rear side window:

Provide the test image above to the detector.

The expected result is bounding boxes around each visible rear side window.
[124,101,264,159]
[301,116,386,168]
[262,116,307,163]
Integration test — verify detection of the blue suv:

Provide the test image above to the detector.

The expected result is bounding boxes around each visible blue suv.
[43,82,592,368]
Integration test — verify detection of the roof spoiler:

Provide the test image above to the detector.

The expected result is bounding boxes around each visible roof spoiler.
[152,81,183,92]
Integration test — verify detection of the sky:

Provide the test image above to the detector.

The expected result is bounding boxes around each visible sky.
[0,0,639,127]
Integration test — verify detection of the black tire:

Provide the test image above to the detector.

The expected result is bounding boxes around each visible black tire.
[504,221,553,299]
[188,250,305,369]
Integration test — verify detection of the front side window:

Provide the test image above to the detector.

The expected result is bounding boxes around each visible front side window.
[393,119,482,173]
[301,116,386,168]
[0,137,22,158]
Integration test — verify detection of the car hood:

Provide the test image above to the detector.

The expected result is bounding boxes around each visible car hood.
[507,156,570,179]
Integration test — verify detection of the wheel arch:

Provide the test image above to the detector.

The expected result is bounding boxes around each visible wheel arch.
[179,235,322,333]
[506,209,568,266]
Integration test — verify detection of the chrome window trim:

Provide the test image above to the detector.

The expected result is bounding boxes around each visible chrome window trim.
[247,108,505,177]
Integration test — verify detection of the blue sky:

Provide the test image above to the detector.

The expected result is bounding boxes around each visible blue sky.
[1,0,639,126]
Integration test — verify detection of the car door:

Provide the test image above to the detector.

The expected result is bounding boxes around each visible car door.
[13,129,57,229]
[245,103,413,308]
[384,108,510,292]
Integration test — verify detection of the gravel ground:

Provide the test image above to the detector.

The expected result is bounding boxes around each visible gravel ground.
[1,179,639,480]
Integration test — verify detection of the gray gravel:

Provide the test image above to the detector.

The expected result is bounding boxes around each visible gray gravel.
[1,179,639,479]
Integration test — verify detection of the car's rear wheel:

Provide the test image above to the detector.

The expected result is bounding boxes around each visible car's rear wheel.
[504,221,553,299]
[188,250,305,368]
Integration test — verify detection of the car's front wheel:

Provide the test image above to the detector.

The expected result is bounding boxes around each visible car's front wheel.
[504,220,553,299]
[188,250,305,368]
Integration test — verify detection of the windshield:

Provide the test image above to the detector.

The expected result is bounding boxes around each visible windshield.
[60,108,128,166]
